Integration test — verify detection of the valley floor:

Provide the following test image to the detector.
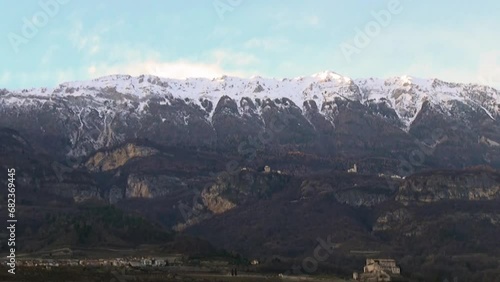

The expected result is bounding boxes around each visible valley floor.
[0,266,350,282]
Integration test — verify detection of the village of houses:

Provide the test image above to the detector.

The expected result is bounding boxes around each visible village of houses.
[6,254,264,272]
[10,254,188,269]
[5,255,405,281]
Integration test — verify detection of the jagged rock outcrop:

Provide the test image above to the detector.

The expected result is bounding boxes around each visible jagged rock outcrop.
[201,170,291,213]
[201,189,237,214]
[299,174,398,207]
[125,174,187,199]
[85,143,158,172]
[396,168,500,203]
[373,208,413,231]
[333,189,391,207]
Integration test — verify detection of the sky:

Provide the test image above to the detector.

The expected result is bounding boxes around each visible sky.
[1,0,499,89]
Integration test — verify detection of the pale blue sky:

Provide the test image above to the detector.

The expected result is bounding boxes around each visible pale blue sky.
[1,0,499,89]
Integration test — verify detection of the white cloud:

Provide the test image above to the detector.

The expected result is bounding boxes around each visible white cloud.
[60,21,259,83]
[86,60,249,80]
[82,45,258,80]
[88,65,97,75]
[477,51,500,89]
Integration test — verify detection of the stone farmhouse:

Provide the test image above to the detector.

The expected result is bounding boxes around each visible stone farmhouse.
[353,258,402,282]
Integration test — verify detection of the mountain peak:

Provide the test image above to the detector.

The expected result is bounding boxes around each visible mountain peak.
[399,74,413,83]
[311,70,351,82]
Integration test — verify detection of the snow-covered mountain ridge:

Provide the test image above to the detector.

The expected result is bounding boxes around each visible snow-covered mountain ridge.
[2,70,500,166]
[1,70,499,128]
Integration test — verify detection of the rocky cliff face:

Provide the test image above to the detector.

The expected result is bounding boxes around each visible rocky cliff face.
[125,174,187,199]
[201,169,291,214]
[298,174,400,207]
[333,189,391,207]
[85,143,158,172]
[396,168,500,203]
[201,188,237,215]
[373,208,413,232]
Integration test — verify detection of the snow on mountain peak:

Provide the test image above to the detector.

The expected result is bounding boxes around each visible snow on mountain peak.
[2,71,499,130]
[311,70,351,82]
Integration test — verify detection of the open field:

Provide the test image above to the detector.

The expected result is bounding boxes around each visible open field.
[0,267,349,282]
[185,273,349,281]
